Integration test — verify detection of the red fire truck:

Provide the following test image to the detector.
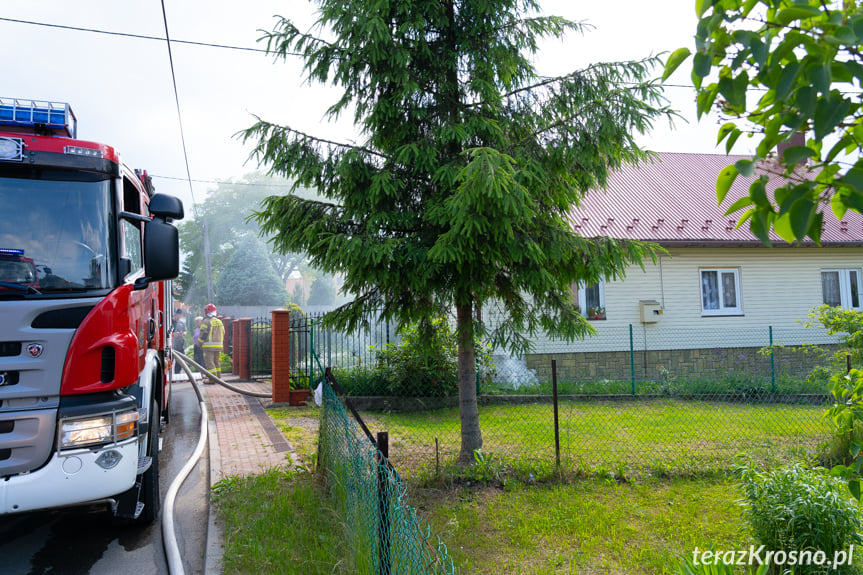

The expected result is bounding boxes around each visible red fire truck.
[0,98,183,524]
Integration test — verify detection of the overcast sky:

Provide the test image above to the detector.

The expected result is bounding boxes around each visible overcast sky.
[1,0,732,216]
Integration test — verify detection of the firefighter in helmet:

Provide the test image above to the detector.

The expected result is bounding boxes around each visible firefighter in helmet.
[200,303,224,384]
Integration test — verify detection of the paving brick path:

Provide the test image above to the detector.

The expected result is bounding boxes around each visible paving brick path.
[203,376,294,479]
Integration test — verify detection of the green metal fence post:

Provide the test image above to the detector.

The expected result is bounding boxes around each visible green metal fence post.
[769,325,775,393]
[310,319,316,389]
[552,360,560,468]
[629,324,635,395]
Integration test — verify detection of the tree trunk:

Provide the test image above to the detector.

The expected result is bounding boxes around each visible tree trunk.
[456,301,482,464]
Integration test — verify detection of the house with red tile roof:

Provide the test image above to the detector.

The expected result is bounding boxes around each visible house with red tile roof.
[523,152,863,384]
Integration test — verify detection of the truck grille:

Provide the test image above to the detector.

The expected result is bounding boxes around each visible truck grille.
[0,342,20,357]
[0,410,56,476]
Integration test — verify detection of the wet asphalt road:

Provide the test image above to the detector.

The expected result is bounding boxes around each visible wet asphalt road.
[0,380,209,575]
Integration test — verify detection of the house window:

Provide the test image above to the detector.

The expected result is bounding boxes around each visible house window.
[822,269,861,309]
[700,268,742,316]
[576,281,606,319]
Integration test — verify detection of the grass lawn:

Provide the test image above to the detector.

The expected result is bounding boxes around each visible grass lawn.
[242,398,834,574]
[360,399,829,480]
[414,477,748,574]
[212,467,355,574]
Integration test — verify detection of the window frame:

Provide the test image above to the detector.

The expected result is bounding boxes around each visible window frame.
[821,268,862,310]
[576,280,606,320]
[699,267,743,317]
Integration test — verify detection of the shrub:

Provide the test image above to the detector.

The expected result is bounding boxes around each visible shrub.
[375,319,459,397]
[220,352,232,374]
[737,459,863,574]
[334,318,493,397]
[331,365,389,395]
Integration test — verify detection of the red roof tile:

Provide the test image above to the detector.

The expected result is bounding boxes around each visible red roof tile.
[569,152,863,245]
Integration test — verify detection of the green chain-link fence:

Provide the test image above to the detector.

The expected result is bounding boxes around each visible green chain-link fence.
[310,318,841,477]
[318,374,456,574]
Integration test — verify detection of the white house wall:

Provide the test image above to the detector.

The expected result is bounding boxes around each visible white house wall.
[526,246,862,354]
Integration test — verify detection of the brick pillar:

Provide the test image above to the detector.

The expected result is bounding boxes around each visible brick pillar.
[234,318,252,379]
[271,309,291,403]
[231,320,240,375]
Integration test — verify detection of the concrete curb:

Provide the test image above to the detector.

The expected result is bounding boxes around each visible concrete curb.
[201,384,224,575]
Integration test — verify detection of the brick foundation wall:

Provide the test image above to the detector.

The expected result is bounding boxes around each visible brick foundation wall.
[526,344,834,383]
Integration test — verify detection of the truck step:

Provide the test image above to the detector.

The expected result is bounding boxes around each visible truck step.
[137,456,152,475]
[133,502,145,519]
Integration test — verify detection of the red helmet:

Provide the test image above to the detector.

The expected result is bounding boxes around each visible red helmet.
[204,303,217,314]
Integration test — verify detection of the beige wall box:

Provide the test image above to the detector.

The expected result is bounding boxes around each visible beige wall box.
[639,300,662,323]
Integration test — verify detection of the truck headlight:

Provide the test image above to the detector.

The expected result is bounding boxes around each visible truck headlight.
[59,410,138,449]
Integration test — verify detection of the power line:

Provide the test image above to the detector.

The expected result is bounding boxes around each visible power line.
[159,1,197,215]
[0,16,280,54]
[152,174,294,188]
[159,1,214,302]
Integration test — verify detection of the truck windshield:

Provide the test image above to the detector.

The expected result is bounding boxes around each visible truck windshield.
[0,170,116,294]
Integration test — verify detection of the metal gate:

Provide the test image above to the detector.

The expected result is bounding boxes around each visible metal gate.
[249,317,272,379]
[288,313,314,388]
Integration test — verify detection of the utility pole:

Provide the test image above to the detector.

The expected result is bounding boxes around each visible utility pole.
[202,217,214,303]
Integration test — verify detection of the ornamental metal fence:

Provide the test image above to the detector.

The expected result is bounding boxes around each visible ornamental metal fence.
[318,370,455,575]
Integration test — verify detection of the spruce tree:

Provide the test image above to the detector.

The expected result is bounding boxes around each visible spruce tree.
[244,0,671,462]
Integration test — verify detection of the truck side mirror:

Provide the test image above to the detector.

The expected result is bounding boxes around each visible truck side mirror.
[149,193,184,220]
[142,217,179,281]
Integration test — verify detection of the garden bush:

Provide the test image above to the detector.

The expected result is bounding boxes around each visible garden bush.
[334,318,493,397]
[737,459,863,574]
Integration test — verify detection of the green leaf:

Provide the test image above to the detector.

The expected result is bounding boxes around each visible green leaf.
[693,50,712,79]
[773,212,796,244]
[851,440,863,459]
[829,26,857,45]
[843,190,863,213]
[808,210,824,245]
[718,72,749,111]
[734,159,754,177]
[850,479,862,502]
[774,62,800,102]
[723,195,754,215]
[832,192,849,221]
[696,83,719,118]
[814,96,852,141]
[795,86,817,117]
[695,0,712,18]
[662,48,691,82]
[807,62,831,96]
[839,167,863,193]
[716,164,739,205]
[750,209,772,245]
[780,145,816,167]
[789,197,814,240]
[776,6,822,27]
[826,135,854,164]
[750,177,769,207]
[717,122,737,144]
[725,129,742,153]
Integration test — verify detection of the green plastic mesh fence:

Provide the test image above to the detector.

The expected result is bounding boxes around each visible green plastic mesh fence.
[311,318,838,476]
[318,381,456,575]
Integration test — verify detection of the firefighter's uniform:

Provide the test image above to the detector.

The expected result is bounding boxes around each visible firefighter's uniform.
[200,306,224,384]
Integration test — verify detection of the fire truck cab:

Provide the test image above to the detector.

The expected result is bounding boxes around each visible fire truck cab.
[0,98,183,524]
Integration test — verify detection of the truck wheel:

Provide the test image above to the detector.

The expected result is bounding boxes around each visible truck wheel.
[114,395,160,526]
[136,396,161,524]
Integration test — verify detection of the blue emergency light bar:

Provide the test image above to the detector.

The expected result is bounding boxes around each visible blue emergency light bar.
[0,248,25,256]
[0,98,76,138]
